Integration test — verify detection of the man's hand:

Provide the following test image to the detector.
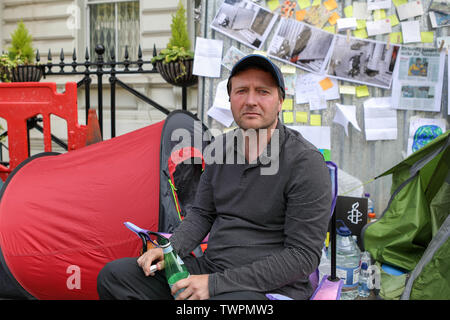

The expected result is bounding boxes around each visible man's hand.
[172,274,210,300]
[136,247,164,276]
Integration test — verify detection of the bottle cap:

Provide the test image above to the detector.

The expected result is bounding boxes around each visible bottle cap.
[361,262,368,270]
[364,193,370,197]
[337,225,352,236]
[368,213,376,218]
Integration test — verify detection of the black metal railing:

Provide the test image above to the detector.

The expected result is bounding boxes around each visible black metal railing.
[40,44,178,139]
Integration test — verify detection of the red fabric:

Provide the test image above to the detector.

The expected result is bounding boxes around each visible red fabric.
[0,120,164,299]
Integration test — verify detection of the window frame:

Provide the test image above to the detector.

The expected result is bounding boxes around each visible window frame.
[86,0,141,62]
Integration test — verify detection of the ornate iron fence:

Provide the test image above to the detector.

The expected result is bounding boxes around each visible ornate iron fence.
[40,44,181,139]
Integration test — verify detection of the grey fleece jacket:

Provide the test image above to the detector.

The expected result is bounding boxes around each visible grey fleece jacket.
[170,121,332,299]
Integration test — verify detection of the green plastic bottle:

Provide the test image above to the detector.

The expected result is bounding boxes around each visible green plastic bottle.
[160,240,190,299]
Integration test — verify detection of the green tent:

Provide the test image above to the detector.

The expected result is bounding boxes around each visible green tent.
[362,130,450,300]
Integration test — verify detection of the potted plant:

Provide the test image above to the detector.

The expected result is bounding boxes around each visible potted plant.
[151,1,197,87]
[0,20,43,82]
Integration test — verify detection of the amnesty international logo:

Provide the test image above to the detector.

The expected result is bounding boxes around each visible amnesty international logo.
[347,202,362,225]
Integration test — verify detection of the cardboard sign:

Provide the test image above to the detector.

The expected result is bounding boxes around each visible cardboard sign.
[332,196,368,250]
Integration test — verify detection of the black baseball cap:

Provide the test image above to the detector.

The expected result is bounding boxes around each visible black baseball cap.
[227,54,285,100]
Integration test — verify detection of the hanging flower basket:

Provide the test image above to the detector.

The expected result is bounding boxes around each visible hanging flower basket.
[154,58,197,88]
[11,65,43,82]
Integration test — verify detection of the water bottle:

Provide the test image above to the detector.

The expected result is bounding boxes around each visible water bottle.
[365,193,376,223]
[160,240,190,299]
[331,221,361,300]
[358,251,371,298]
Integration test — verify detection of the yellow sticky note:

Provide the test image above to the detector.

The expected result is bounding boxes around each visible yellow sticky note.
[253,50,268,57]
[339,85,356,95]
[323,25,336,33]
[298,0,311,9]
[421,32,434,43]
[283,112,294,124]
[267,0,280,11]
[281,65,296,74]
[373,9,386,21]
[344,5,353,18]
[353,28,368,39]
[296,111,308,123]
[282,98,294,111]
[323,0,337,11]
[310,114,321,126]
[319,77,333,91]
[356,19,366,29]
[388,14,399,27]
[328,12,340,25]
[296,9,307,21]
[312,0,321,5]
[393,0,408,7]
[356,85,370,98]
[389,32,403,44]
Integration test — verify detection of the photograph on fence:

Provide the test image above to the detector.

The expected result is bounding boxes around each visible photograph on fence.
[325,35,400,89]
[268,18,334,74]
[392,46,446,112]
[210,0,278,50]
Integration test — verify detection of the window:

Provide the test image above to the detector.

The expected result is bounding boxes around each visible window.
[87,0,140,61]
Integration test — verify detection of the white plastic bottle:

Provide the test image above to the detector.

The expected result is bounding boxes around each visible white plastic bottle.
[331,222,361,300]
[365,193,376,223]
[358,251,372,298]
[318,246,331,281]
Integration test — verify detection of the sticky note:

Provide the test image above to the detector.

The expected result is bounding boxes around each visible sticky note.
[328,12,340,25]
[344,5,353,18]
[393,0,407,7]
[298,0,311,10]
[296,111,308,123]
[312,0,321,5]
[253,50,268,56]
[323,0,337,11]
[281,65,296,74]
[296,9,307,21]
[267,0,280,11]
[319,77,334,91]
[421,32,434,43]
[356,85,370,98]
[339,85,356,95]
[323,25,336,33]
[353,28,368,39]
[356,19,366,29]
[310,114,322,126]
[283,112,294,124]
[388,14,399,27]
[389,32,403,43]
[373,9,386,21]
[282,98,294,111]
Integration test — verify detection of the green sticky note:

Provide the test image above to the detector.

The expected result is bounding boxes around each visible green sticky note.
[312,0,321,5]
[393,0,407,7]
[388,14,399,27]
[353,28,368,39]
[267,0,280,11]
[320,149,331,161]
[390,32,403,44]
[282,98,294,111]
[356,85,370,98]
[373,9,386,21]
[310,114,321,126]
[296,111,308,123]
[421,32,434,43]
[323,25,336,34]
[356,19,366,29]
[283,111,294,124]
[344,5,353,18]
[298,0,311,9]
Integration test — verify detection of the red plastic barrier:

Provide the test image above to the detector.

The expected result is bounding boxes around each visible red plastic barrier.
[0,82,87,181]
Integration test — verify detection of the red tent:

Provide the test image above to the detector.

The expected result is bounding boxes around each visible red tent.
[0,110,209,299]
